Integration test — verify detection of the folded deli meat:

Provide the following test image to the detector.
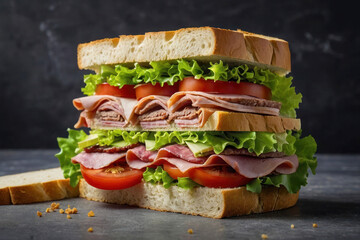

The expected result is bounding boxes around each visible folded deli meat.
[56,27,317,218]
[73,92,282,129]
[72,144,298,178]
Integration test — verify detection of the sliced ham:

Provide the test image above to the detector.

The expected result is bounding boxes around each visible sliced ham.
[170,108,216,128]
[95,120,126,128]
[155,144,207,163]
[71,151,126,169]
[140,120,169,129]
[135,95,169,115]
[72,144,298,179]
[174,118,201,127]
[205,154,298,178]
[126,145,158,163]
[128,95,170,129]
[125,144,299,178]
[73,95,137,128]
[168,91,281,116]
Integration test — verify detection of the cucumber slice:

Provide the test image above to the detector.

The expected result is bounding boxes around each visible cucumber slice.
[185,142,213,157]
[111,141,129,148]
[78,134,99,149]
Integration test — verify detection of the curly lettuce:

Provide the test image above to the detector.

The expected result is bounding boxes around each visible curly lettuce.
[246,133,317,194]
[89,130,297,156]
[81,60,302,117]
[143,166,200,189]
[55,129,87,187]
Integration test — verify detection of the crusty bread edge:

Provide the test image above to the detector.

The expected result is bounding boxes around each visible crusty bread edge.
[79,179,298,218]
[220,186,299,218]
[77,27,291,74]
[0,187,11,205]
[0,179,79,205]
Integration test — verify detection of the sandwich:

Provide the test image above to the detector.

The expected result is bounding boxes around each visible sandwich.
[56,27,317,218]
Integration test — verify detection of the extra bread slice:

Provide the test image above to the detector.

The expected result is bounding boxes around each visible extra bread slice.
[0,168,79,205]
[92,111,301,133]
[79,179,298,218]
[78,27,291,75]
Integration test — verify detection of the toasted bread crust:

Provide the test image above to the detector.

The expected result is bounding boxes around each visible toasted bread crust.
[0,187,11,205]
[77,27,291,75]
[79,179,298,218]
[0,168,79,205]
[8,179,79,205]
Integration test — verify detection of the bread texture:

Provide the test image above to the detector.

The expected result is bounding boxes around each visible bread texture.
[201,111,300,132]
[93,111,301,133]
[0,168,79,205]
[77,27,291,75]
[79,179,298,218]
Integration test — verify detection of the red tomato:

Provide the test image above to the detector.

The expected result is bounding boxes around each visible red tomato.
[179,77,272,100]
[189,166,252,188]
[163,163,191,179]
[80,164,144,190]
[135,82,179,100]
[95,83,136,99]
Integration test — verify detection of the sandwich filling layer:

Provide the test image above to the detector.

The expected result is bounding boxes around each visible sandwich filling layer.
[57,55,315,195]
[81,60,302,118]
[57,128,317,193]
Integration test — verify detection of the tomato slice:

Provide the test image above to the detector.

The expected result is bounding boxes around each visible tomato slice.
[189,166,252,188]
[179,77,272,100]
[95,83,136,99]
[163,163,190,179]
[135,82,179,100]
[80,164,144,190]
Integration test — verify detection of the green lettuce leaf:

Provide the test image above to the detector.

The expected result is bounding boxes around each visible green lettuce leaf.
[246,133,317,194]
[145,131,295,156]
[143,167,199,189]
[55,129,87,187]
[81,59,302,117]
[81,74,105,96]
[83,130,297,157]
[246,178,262,193]
[89,129,149,146]
[177,177,201,189]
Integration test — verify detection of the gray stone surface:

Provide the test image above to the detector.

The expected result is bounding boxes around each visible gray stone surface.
[0,151,359,239]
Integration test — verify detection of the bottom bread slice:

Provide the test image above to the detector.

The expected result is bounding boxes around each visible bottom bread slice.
[79,179,299,218]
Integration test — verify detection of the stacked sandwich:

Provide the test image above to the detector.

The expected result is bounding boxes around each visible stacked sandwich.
[56,27,317,218]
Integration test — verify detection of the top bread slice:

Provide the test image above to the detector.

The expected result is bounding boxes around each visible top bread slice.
[78,27,291,75]
[0,168,79,205]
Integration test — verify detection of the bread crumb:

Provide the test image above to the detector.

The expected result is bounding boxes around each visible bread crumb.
[88,211,95,217]
[291,224,295,229]
[261,234,268,239]
[51,202,60,210]
[72,207,78,214]
[65,208,72,214]
[88,227,93,232]
[67,215,71,219]
[45,208,51,213]
[37,211,42,217]
[59,209,64,214]
[313,223,318,228]
[187,229,193,234]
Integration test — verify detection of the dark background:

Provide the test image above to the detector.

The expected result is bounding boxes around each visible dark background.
[0,0,359,153]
